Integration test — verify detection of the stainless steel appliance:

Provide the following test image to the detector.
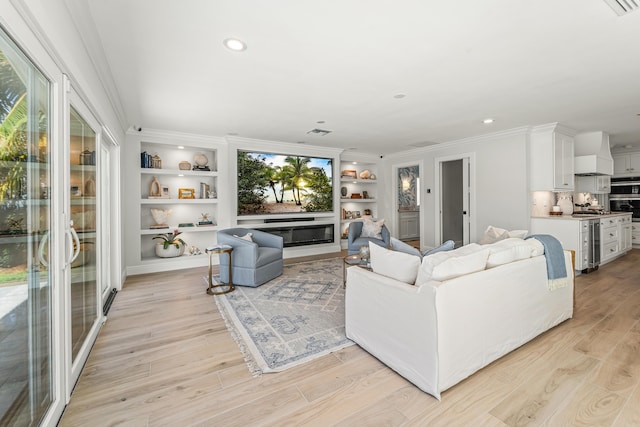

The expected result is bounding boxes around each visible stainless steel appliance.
[584,218,601,273]
[609,177,640,221]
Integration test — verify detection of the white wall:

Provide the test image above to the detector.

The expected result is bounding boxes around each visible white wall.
[382,128,531,248]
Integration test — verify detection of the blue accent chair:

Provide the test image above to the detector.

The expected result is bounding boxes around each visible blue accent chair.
[217,228,284,287]
[347,221,391,255]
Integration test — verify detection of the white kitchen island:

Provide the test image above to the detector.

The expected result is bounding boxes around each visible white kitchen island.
[530,212,632,273]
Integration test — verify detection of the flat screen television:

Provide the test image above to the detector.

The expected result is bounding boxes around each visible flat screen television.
[237,150,333,216]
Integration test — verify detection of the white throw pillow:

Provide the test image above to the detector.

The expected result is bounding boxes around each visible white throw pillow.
[233,232,253,242]
[508,229,529,239]
[478,226,509,244]
[478,225,529,244]
[415,243,486,285]
[525,238,545,257]
[430,249,490,282]
[485,238,532,268]
[360,218,385,239]
[369,241,421,284]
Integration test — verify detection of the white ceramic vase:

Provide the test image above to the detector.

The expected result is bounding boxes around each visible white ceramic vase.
[155,243,185,258]
[150,208,172,226]
[557,195,573,215]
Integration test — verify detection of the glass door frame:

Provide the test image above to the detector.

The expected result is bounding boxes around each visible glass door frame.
[64,80,104,391]
[98,128,121,306]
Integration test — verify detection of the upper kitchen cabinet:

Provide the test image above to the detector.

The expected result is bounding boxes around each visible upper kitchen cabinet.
[613,152,640,176]
[575,175,611,194]
[530,123,576,191]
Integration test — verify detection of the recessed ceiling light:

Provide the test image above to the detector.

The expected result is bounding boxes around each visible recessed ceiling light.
[177,146,184,149]
[483,118,494,124]
[393,93,406,99]
[223,38,247,51]
[352,162,358,165]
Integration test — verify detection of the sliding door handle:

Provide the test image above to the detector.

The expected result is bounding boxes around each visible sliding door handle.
[38,231,49,267]
[66,221,81,265]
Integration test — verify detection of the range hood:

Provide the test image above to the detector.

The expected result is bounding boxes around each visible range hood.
[574,131,614,176]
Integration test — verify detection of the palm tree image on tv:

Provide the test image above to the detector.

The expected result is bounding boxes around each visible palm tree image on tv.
[237,151,333,215]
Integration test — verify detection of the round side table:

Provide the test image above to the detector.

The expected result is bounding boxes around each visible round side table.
[343,254,371,287]
[205,245,235,295]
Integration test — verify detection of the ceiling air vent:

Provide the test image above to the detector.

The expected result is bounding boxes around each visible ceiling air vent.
[306,128,332,136]
[603,0,639,15]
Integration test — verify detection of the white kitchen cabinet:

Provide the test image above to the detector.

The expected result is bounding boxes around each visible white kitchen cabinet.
[398,211,420,240]
[530,124,575,191]
[619,214,633,252]
[575,175,611,194]
[531,213,631,272]
[632,222,640,247]
[600,216,619,263]
[600,213,632,264]
[530,217,587,271]
[613,152,640,176]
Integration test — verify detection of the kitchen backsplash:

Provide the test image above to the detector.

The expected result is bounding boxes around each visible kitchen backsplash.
[530,191,608,217]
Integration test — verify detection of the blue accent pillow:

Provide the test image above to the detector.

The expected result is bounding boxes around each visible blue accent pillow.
[390,237,422,258]
[422,240,455,257]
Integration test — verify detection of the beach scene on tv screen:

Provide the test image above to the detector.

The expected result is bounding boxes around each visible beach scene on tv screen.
[237,151,333,215]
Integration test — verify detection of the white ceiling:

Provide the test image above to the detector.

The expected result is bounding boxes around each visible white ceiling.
[80,0,640,155]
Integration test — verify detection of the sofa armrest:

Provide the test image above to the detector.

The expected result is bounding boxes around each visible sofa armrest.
[345,267,442,398]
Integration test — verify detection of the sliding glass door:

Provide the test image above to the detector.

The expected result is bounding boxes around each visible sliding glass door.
[67,97,102,388]
[0,28,54,426]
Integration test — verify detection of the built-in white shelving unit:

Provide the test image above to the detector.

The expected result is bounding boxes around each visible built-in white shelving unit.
[339,154,381,248]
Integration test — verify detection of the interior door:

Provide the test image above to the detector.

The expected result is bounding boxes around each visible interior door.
[440,158,470,247]
[66,90,102,388]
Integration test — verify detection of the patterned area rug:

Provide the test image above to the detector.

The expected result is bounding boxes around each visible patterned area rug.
[212,257,353,376]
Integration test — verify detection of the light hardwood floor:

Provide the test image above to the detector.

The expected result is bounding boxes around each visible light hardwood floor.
[60,249,640,426]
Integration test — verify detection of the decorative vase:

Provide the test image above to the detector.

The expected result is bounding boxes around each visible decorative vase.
[557,193,573,215]
[155,243,185,258]
[194,153,208,167]
[150,208,172,227]
[179,161,191,170]
[341,186,348,197]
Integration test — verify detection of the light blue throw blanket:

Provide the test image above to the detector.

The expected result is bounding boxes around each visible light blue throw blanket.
[526,234,570,290]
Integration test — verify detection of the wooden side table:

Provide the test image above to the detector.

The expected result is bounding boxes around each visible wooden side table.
[205,245,235,295]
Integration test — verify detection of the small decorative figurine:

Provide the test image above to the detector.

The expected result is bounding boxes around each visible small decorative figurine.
[149,176,162,198]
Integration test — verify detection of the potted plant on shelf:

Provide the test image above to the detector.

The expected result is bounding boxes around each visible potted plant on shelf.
[153,229,186,258]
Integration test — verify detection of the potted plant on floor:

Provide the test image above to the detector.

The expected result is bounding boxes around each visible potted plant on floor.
[153,229,186,258]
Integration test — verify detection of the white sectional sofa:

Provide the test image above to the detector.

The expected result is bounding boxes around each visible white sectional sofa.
[345,239,574,400]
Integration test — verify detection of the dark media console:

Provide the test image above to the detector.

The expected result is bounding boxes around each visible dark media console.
[257,223,334,247]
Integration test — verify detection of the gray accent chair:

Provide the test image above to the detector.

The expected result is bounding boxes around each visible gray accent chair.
[217,228,284,287]
[347,221,391,255]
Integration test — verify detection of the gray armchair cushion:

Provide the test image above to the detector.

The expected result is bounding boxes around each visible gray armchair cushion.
[347,221,391,255]
[217,228,284,287]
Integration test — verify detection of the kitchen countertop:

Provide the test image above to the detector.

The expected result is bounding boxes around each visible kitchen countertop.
[531,211,632,220]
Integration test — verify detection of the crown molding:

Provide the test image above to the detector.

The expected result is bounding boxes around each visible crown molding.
[225,135,343,157]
